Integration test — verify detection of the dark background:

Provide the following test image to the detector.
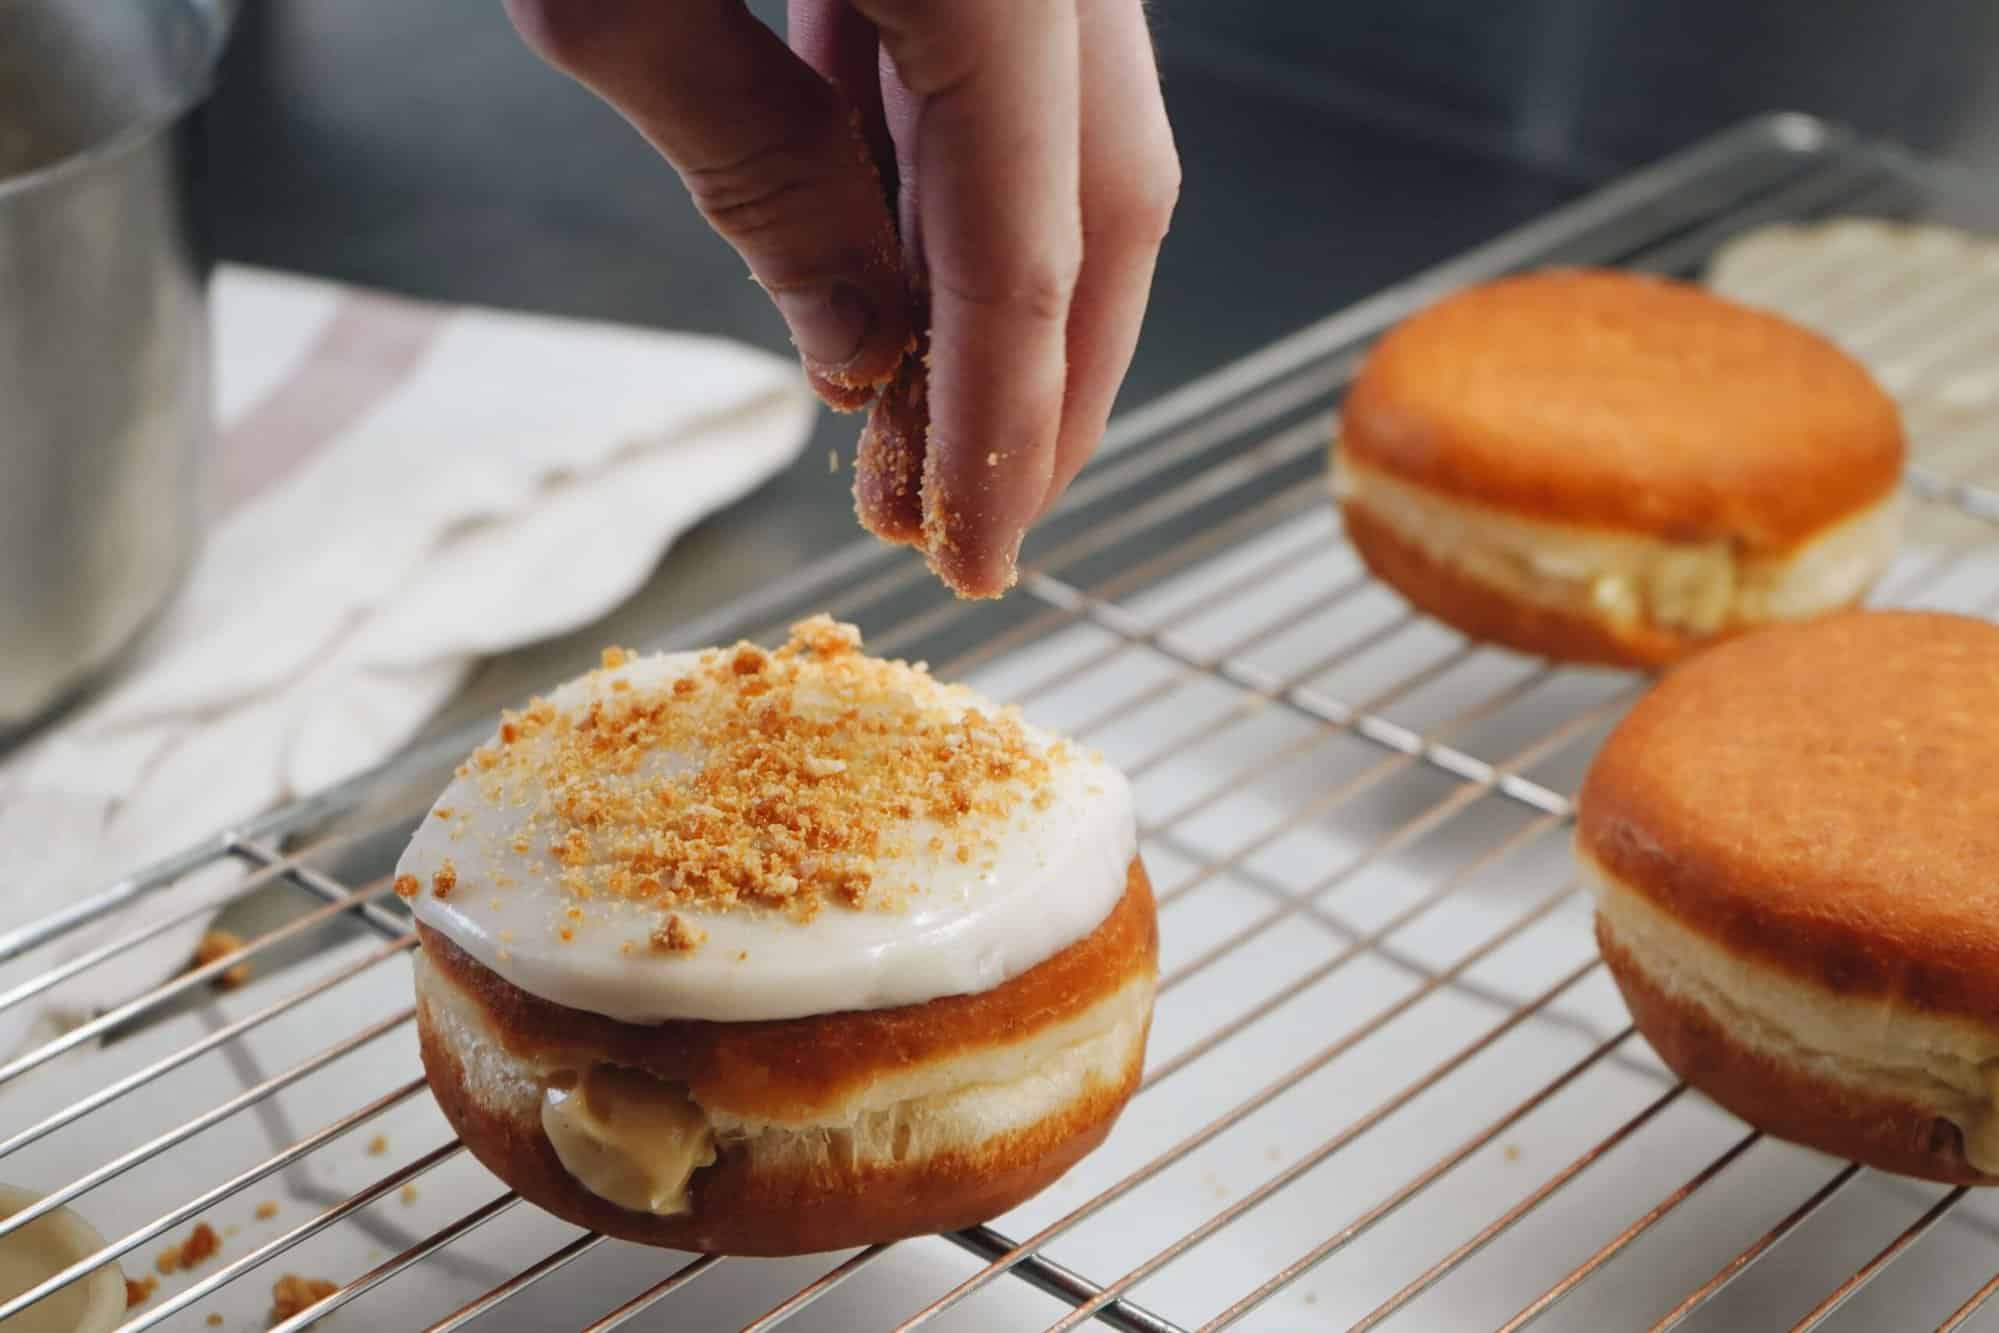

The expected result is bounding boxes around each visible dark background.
[195,0,1999,707]
[207,0,1999,385]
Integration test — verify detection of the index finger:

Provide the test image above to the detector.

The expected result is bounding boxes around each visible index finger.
[858,0,1083,597]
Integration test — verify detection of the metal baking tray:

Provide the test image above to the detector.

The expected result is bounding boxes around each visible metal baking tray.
[6,112,1999,1330]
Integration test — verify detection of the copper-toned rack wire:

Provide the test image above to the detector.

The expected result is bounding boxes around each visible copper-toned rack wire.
[7,112,1999,1330]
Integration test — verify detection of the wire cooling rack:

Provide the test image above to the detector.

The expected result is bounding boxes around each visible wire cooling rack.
[7,113,1999,1331]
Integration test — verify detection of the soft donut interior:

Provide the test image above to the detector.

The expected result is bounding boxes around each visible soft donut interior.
[415,948,1156,1217]
[1335,457,1901,638]
[1583,846,1999,1173]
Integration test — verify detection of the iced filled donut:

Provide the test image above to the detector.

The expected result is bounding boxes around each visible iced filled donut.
[401,617,1156,1254]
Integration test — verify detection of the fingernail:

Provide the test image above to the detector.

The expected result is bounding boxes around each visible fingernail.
[774,282,873,370]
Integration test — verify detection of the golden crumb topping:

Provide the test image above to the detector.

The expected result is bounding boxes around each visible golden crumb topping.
[427,617,1064,952]
[651,914,706,954]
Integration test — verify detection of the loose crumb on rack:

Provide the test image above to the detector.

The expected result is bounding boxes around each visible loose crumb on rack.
[254,1201,278,1221]
[393,874,420,899]
[431,860,457,899]
[192,930,253,990]
[400,1184,420,1205]
[829,448,841,473]
[1503,1144,1521,1162]
[366,1134,388,1156]
[269,1274,339,1323]
[207,1314,224,1327]
[126,1276,158,1307]
[156,1221,221,1274]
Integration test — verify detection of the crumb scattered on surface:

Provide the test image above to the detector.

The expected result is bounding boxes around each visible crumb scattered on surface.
[269,1274,339,1323]
[650,914,706,954]
[400,1184,420,1205]
[1304,1292,1319,1306]
[224,1225,240,1238]
[416,617,1068,948]
[829,449,840,473]
[393,874,419,899]
[255,1201,278,1221]
[156,1221,220,1274]
[366,1134,388,1156]
[1504,1144,1521,1162]
[126,1276,158,1307]
[192,930,253,990]
[207,1314,224,1327]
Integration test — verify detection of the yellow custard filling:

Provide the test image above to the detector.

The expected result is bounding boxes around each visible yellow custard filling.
[1335,458,1901,635]
[540,1064,717,1216]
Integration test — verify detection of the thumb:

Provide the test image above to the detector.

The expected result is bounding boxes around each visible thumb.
[507,0,912,407]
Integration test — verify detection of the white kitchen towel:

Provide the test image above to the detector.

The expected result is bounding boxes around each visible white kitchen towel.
[0,267,816,1054]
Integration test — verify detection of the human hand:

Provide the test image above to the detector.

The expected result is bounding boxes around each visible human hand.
[505,0,1179,597]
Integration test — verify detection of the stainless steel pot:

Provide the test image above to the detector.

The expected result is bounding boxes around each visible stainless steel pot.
[0,0,230,732]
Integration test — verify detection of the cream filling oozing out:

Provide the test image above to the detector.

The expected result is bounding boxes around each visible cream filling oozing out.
[1584,851,1999,1173]
[541,1065,718,1216]
[1334,458,1902,636]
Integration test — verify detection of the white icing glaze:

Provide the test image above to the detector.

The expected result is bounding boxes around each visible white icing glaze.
[402,648,1136,1024]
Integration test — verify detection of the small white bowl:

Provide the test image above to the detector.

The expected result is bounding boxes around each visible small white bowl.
[0,1184,125,1332]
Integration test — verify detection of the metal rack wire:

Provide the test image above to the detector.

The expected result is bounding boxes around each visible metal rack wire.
[6,112,1999,1330]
